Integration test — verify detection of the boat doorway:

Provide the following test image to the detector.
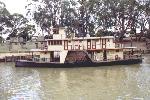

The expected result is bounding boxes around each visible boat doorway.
[50,51,60,62]
[87,51,94,60]
[103,50,107,61]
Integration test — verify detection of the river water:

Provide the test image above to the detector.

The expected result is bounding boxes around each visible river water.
[0,55,150,100]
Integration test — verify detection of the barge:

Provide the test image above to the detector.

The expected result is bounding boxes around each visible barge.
[15,27,142,67]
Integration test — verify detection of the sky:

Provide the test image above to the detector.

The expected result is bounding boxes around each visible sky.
[1,0,27,15]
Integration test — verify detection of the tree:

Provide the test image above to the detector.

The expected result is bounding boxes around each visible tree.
[26,0,150,39]
[33,0,95,36]
[0,1,36,42]
[143,0,150,38]
[0,1,10,36]
[19,24,36,41]
[26,0,61,34]
[7,13,29,37]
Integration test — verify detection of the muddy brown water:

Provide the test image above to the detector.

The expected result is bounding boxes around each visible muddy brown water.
[0,55,150,100]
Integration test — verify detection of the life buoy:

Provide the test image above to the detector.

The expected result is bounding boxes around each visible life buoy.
[115,55,119,60]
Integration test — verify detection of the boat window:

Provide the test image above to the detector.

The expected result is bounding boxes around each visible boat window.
[116,50,119,52]
[92,40,96,45]
[50,40,62,45]
[59,41,62,45]
[87,39,91,42]
[35,42,38,48]
[51,41,54,45]
[96,39,99,42]
[107,39,110,42]
[53,28,59,34]
[57,40,62,45]
[97,51,100,53]
[48,41,50,45]
[115,44,120,48]
[79,40,82,43]
[54,41,57,45]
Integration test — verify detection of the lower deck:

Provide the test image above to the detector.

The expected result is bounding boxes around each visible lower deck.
[30,50,141,64]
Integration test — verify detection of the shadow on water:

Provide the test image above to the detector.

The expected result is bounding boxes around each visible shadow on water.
[0,55,150,100]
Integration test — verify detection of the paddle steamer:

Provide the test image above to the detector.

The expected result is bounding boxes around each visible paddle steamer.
[15,27,142,67]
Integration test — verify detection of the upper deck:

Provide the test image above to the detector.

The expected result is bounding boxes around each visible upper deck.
[46,36,124,51]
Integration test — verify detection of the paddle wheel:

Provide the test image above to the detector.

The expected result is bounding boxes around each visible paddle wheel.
[65,51,92,63]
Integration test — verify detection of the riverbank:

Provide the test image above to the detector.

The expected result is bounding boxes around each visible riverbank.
[122,37,150,54]
[0,52,32,62]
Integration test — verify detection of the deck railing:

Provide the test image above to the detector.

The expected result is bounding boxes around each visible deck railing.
[123,54,142,60]
[32,57,52,62]
[92,54,142,62]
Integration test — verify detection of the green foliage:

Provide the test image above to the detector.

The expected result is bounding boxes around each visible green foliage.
[96,29,114,37]
[0,1,36,41]
[27,0,147,38]
[1,0,150,40]
[0,1,10,34]
[19,24,36,41]
[6,13,29,38]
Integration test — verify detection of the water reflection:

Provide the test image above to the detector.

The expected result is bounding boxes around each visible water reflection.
[0,65,42,100]
[0,55,150,100]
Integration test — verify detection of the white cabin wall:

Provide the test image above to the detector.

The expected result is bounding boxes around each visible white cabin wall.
[107,50,123,60]
[48,45,64,51]
[94,51,103,61]
[67,40,87,50]
[53,34,66,39]
[106,39,115,49]
[53,28,66,39]
[107,50,115,60]
[40,52,51,62]
[45,36,124,61]
[32,52,40,55]
[116,51,123,59]
[40,52,50,58]
[60,51,68,63]
[47,37,119,51]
